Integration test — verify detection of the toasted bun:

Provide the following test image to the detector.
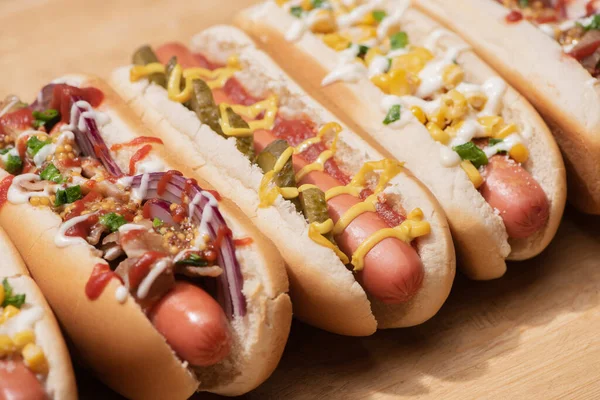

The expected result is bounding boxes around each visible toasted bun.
[413,0,600,214]
[0,228,77,400]
[110,25,456,331]
[236,1,566,277]
[0,74,292,398]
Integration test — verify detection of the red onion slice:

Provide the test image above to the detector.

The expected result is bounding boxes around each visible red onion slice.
[144,198,176,226]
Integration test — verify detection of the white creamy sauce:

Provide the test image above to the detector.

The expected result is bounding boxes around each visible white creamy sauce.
[423,28,456,52]
[322,44,367,85]
[135,158,164,174]
[483,133,523,159]
[285,8,324,41]
[33,143,56,167]
[16,130,42,145]
[55,213,97,247]
[0,98,19,118]
[116,176,134,188]
[386,48,410,58]
[479,77,507,117]
[586,78,599,87]
[114,286,129,303]
[136,259,170,299]
[376,1,409,40]
[118,223,149,234]
[8,174,57,204]
[130,173,149,202]
[0,148,19,164]
[416,45,469,98]
[61,101,111,133]
[338,0,381,28]
[368,55,391,77]
[196,191,219,248]
[0,306,43,337]
[538,23,556,38]
[440,146,462,167]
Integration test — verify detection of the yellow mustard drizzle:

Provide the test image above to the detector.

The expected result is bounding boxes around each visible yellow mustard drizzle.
[307,219,350,264]
[258,146,298,207]
[351,208,431,271]
[219,94,279,137]
[294,122,343,181]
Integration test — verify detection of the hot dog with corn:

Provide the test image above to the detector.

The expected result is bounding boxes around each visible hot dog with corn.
[412,0,600,214]
[236,0,567,279]
[0,76,292,399]
[111,25,455,336]
[0,227,77,400]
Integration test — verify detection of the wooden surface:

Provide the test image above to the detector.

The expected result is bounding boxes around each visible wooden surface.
[2,1,600,399]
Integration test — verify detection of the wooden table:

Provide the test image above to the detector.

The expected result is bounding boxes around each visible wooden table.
[2,1,600,399]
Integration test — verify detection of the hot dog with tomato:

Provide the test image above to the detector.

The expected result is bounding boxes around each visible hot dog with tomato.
[0,227,77,400]
[0,76,292,399]
[111,25,456,336]
[236,0,567,279]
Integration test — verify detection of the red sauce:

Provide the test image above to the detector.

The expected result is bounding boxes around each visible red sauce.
[16,135,28,158]
[121,229,143,244]
[569,38,600,59]
[204,189,221,201]
[142,198,163,219]
[193,53,218,70]
[587,0,598,16]
[0,108,33,138]
[233,237,254,247]
[65,214,99,239]
[128,251,168,290]
[111,136,164,151]
[49,84,104,124]
[506,10,523,23]
[157,170,182,196]
[129,144,153,175]
[222,78,259,106]
[64,191,102,220]
[214,226,232,250]
[171,204,187,224]
[85,263,123,300]
[57,157,82,169]
[0,175,14,209]
[182,178,198,203]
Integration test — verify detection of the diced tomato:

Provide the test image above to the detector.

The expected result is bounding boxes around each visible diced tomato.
[49,84,104,124]
[0,108,33,137]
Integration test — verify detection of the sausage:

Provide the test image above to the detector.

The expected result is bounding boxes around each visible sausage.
[480,155,550,239]
[155,43,213,70]
[148,281,231,367]
[254,129,424,304]
[155,44,424,304]
[0,359,47,400]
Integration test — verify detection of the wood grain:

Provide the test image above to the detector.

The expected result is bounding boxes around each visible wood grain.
[1,1,599,399]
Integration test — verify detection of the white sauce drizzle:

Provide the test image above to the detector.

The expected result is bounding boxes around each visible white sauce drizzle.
[61,101,111,133]
[118,223,149,234]
[322,44,367,85]
[479,77,507,117]
[131,173,149,202]
[0,98,19,118]
[377,1,409,40]
[368,55,391,77]
[136,259,170,299]
[7,174,57,204]
[134,158,164,174]
[114,286,129,303]
[0,306,43,337]
[416,45,469,98]
[483,133,524,159]
[338,0,381,29]
[55,213,97,248]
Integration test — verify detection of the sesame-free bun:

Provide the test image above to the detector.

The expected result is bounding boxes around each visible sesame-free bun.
[0,74,292,399]
[0,228,77,400]
[413,0,600,214]
[236,1,566,278]
[110,25,456,333]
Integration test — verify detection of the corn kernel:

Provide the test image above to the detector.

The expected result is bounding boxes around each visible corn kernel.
[311,10,337,34]
[22,343,48,375]
[133,215,143,223]
[442,64,465,90]
[410,106,427,124]
[358,25,377,41]
[391,53,426,75]
[466,92,488,110]
[509,143,529,163]
[411,46,435,63]
[388,69,412,96]
[371,73,391,93]
[40,197,50,206]
[442,90,468,121]
[0,335,14,356]
[275,0,287,6]
[322,33,351,51]
[426,122,450,144]
[12,330,35,350]
[226,55,240,69]
[177,233,186,240]
[170,246,179,255]
[408,208,424,221]
[364,46,384,66]
[495,123,518,139]
[3,305,19,321]
[30,197,40,206]
[478,116,504,137]
[56,145,65,153]
[444,120,463,138]
[361,11,377,26]
[64,144,73,152]
[427,104,448,128]
[460,160,484,188]
[301,0,312,10]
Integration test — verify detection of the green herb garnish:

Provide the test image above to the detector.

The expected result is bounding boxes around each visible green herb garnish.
[390,31,409,50]
[99,213,127,232]
[312,0,326,8]
[290,6,304,18]
[372,10,387,23]
[32,109,59,130]
[357,44,370,58]
[453,142,489,168]
[489,138,504,146]
[584,15,600,31]
[383,105,401,125]
[153,217,163,228]
[175,253,209,267]
[54,185,82,206]
[5,154,22,175]
[40,163,64,183]
[518,0,529,8]
[2,279,26,309]
[26,136,52,157]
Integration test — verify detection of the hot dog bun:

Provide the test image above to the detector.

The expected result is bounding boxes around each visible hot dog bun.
[413,0,600,214]
[235,1,566,279]
[110,25,456,334]
[0,75,292,399]
[0,227,77,400]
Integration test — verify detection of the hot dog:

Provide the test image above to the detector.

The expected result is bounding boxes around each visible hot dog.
[413,0,600,215]
[0,228,77,400]
[0,77,292,399]
[236,0,567,279]
[111,25,456,335]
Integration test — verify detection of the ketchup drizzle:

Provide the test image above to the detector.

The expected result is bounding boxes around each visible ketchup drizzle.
[0,176,14,209]
[85,264,123,300]
[128,144,153,175]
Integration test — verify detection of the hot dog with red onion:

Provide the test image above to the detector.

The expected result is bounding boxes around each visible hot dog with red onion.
[0,76,292,399]
[111,25,456,335]
[236,1,566,279]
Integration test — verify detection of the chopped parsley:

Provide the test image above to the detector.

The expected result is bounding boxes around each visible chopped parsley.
[4,154,22,175]
[99,213,127,232]
[2,279,25,309]
[26,136,52,157]
[452,142,489,168]
[383,105,401,125]
[40,163,64,183]
[32,109,59,130]
[390,31,409,50]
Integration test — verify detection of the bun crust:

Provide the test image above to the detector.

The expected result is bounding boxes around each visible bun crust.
[236,2,566,277]
[0,228,78,400]
[110,25,456,332]
[0,74,292,398]
[413,0,594,213]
